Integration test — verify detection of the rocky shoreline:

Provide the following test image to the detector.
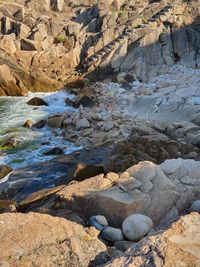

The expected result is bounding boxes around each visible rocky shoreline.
[1,0,200,266]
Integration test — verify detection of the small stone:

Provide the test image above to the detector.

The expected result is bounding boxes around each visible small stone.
[122,214,153,241]
[27,97,48,106]
[47,116,63,128]
[95,215,109,227]
[32,120,47,129]
[76,118,90,131]
[104,121,114,131]
[101,227,124,242]
[0,165,13,180]
[23,119,33,128]
[189,200,200,213]
[43,147,64,156]
[88,216,105,231]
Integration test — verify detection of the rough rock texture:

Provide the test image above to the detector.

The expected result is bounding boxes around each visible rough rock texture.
[104,213,200,267]
[0,0,199,94]
[0,212,107,267]
[53,158,200,228]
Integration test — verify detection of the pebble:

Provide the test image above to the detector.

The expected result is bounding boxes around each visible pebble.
[101,227,124,242]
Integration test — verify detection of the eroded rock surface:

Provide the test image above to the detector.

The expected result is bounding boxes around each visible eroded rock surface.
[0,212,107,267]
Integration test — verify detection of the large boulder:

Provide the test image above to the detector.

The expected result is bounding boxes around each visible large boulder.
[56,161,179,227]
[0,212,107,267]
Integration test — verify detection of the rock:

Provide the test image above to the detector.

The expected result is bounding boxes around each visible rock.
[89,216,106,231]
[114,241,137,252]
[104,121,114,131]
[43,147,64,156]
[2,136,22,148]
[74,96,95,108]
[47,115,63,128]
[122,214,153,241]
[76,118,91,131]
[105,213,200,267]
[95,215,109,226]
[189,200,200,213]
[0,212,107,266]
[0,146,110,201]
[0,165,12,180]
[32,120,47,129]
[23,119,33,128]
[27,97,48,106]
[55,161,178,227]
[102,227,124,242]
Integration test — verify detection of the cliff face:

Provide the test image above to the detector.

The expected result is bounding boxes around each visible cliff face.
[0,0,199,95]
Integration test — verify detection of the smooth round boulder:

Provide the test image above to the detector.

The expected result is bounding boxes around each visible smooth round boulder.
[189,200,200,213]
[27,97,48,106]
[122,214,153,241]
[101,227,124,242]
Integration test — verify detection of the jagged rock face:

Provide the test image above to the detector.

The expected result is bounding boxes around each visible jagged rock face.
[104,213,200,267]
[0,212,107,267]
[0,0,199,94]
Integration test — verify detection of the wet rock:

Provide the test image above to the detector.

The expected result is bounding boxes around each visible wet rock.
[27,97,48,106]
[74,96,95,108]
[0,146,110,201]
[122,214,153,241]
[32,120,47,129]
[0,165,12,180]
[43,147,64,156]
[47,115,63,128]
[18,185,65,210]
[23,119,33,128]
[189,200,200,213]
[0,200,17,212]
[2,136,22,148]
[102,227,124,242]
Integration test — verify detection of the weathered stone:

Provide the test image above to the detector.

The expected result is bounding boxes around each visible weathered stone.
[76,118,91,131]
[189,200,200,213]
[23,119,33,128]
[0,212,107,266]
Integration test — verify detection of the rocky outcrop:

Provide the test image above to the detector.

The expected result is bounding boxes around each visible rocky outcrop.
[0,0,199,94]
[0,212,107,267]
[105,213,200,267]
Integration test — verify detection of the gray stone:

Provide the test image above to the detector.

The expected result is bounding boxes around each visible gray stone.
[102,227,124,242]
[76,118,90,131]
[189,200,200,213]
[122,214,153,241]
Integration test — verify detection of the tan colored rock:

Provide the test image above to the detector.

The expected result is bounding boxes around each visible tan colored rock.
[0,165,12,180]
[0,212,107,267]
